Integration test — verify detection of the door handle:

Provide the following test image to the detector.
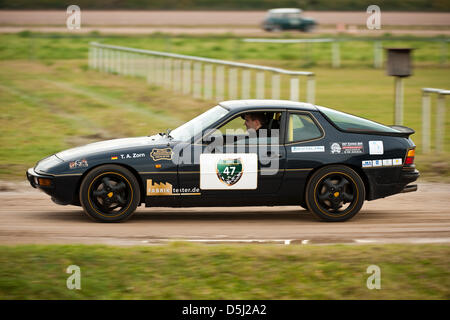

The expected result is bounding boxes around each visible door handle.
[266,151,282,158]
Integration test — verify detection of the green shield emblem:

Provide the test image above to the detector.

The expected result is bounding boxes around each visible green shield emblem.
[216,158,243,186]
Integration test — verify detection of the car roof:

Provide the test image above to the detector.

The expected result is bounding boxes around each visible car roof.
[268,8,302,14]
[219,99,317,112]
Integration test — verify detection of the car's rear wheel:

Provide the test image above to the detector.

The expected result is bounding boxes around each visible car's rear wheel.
[79,165,140,222]
[305,165,365,222]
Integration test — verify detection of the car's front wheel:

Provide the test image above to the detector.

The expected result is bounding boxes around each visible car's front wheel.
[79,165,140,222]
[305,165,365,222]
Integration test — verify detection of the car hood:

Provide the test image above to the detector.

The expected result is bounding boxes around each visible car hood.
[55,135,166,161]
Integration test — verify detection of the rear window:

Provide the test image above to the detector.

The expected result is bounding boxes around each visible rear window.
[318,106,400,133]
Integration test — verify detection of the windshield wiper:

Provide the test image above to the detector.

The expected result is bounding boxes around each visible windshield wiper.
[157,129,173,140]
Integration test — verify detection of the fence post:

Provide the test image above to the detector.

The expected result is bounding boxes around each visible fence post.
[307,75,315,104]
[421,91,431,154]
[290,77,300,101]
[241,69,251,99]
[394,77,404,125]
[193,62,202,99]
[374,41,382,69]
[182,61,191,95]
[146,57,153,84]
[332,41,340,68]
[204,64,213,100]
[164,58,172,89]
[216,65,225,101]
[436,93,446,154]
[271,73,280,100]
[440,41,448,66]
[256,72,265,99]
[228,68,238,100]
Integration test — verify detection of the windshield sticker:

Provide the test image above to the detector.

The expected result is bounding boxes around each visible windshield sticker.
[150,148,173,161]
[369,141,384,155]
[291,146,325,153]
[330,142,363,154]
[69,159,88,169]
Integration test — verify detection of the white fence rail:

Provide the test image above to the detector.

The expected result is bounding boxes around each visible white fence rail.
[421,88,449,154]
[89,42,316,104]
[243,38,449,69]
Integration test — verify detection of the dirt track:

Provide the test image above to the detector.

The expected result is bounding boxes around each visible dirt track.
[1,10,449,36]
[0,180,449,246]
[1,10,450,26]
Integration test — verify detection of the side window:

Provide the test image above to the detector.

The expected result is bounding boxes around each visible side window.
[287,113,322,143]
[218,116,247,135]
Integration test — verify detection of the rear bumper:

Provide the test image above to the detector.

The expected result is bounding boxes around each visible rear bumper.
[366,167,419,200]
[401,184,417,193]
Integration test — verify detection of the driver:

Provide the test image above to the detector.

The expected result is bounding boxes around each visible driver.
[242,112,269,136]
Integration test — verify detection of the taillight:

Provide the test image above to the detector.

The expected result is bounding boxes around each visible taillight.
[405,148,415,165]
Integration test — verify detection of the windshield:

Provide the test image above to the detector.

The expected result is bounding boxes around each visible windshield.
[170,105,229,141]
[318,106,400,133]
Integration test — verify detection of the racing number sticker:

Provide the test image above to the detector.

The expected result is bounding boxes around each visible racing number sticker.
[200,154,257,190]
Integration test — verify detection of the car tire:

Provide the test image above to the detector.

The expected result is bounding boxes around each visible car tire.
[79,164,140,222]
[305,165,365,222]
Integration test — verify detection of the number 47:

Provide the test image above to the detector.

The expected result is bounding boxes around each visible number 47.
[223,166,235,175]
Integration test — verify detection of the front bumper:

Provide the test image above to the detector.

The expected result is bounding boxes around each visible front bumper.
[26,167,80,206]
[26,168,54,190]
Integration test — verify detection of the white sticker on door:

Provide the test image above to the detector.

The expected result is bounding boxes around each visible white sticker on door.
[200,153,258,190]
[369,141,384,155]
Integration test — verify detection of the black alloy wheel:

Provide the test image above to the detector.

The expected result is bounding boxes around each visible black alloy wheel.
[305,165,365,222]
[80,165,140,222]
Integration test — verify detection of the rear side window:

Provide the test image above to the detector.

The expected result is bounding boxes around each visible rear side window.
[287,113,322,142]
[318,106,400,133]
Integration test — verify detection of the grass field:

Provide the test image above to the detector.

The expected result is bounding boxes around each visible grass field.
[0,243,448,299]
[0,33,449,180]
[1,32,449,68]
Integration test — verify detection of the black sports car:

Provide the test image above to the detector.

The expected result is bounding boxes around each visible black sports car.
[27,100,419,222]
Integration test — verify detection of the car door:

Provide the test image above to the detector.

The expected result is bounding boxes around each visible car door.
[178,110,287,206]
[280,111,326,199]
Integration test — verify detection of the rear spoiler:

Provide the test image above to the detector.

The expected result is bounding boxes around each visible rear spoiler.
[388,125,415,138]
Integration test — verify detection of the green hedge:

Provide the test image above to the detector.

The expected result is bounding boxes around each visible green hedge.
[0,0,449,11]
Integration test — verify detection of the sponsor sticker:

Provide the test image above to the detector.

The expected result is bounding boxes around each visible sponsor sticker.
[330,142,364,154]
[382,159,393,166]
[120,153,145,160]
[200,153,257,190]
[111,156,118,160]
[373,159,383,167]
[291,146,325,153]
[369,141,384,155]
[362,160,373,168]
[146,179,200,196]
[150,148,173,161]
[393,158,403,166]
[216,158,243,186]
[69,159,88,169]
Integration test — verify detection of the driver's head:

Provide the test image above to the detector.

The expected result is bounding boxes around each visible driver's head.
[243,113,266,131]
